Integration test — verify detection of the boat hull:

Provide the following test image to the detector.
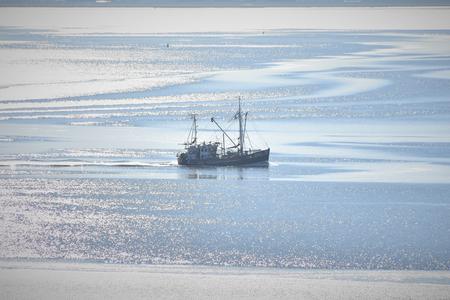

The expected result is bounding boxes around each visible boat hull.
[178,148,270,166]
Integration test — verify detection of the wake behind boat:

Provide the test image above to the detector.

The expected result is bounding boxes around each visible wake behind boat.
[177,98,270,166]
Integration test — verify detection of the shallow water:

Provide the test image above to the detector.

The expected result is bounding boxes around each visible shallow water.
[0,10,450,269]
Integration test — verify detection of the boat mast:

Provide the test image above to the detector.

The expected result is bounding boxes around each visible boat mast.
[193,114,197,144]
[223,133,226,156]
[238,97,244,155]
[187,114,197,145]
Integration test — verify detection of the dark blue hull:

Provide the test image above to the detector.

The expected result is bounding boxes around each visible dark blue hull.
[178,148,270,166]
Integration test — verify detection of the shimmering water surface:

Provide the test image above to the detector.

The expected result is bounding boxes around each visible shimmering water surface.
[1,11,450,269]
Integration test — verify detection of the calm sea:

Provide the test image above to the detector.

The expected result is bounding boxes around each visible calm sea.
[1,8,450,269]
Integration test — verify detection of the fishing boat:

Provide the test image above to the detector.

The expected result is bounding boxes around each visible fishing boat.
[177,98,270,166]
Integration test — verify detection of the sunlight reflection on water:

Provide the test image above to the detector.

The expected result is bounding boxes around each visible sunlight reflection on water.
[0,20,450,269]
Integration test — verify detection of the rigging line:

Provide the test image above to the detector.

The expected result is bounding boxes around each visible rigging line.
[184,116,194,145]
[248,120,269,148]
[246,131,254,150]
[207,115,234,145]
[224,114,238,144]
[211,117,238,147]
[187,114,198,145]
